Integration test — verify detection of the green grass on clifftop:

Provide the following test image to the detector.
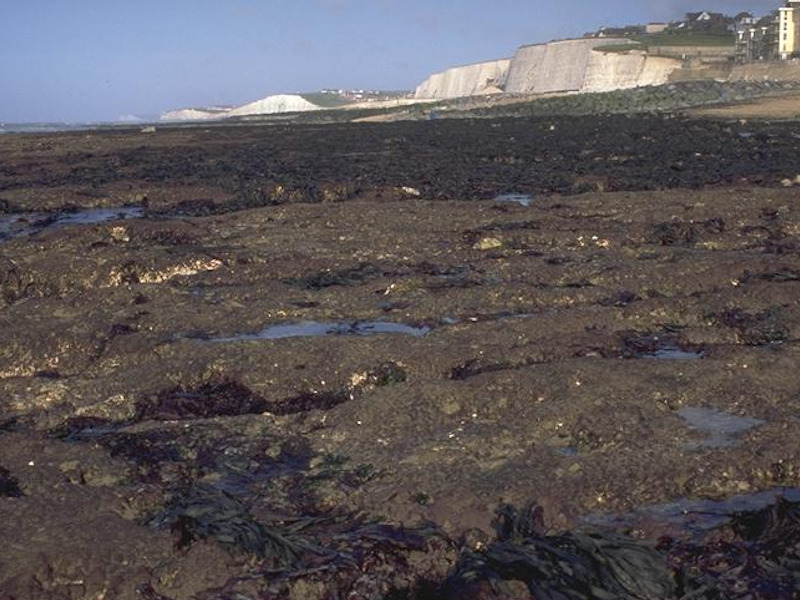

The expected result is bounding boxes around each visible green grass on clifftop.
[632,32,735,47]
[596,43,647,53]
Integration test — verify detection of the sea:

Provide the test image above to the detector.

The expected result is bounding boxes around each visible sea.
[0,121,158,134]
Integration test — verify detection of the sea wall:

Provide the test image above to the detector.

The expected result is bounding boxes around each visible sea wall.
[729,61,800,81]
[646,45,735,59]
[414,59,511,99]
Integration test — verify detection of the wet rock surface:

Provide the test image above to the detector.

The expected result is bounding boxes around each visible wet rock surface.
[4,116,800,598]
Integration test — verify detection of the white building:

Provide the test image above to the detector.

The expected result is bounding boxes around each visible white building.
[779,0,800,58]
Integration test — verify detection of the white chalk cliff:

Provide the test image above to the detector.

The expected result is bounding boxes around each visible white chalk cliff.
[414,38,682,100]
[163,36,685,120]
[414,59,511,100]
[581,50,680,93]
[160,108,232,121]
[227,94,321,117]
[160,94,321,121]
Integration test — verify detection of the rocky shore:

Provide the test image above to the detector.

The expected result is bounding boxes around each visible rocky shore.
[3,114,800,598]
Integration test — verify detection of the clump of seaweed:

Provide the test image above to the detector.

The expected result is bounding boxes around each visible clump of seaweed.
[135,583,175,600]
[646,218,724,247]
[269,362,408,415]
[449,358,517,381]
[647,220,698,246]
[49,416,116,442]
[599,290,640,307]
[137,377,383,422]
[194,518,451,600]
[349,361,408,394]
[0,465,23,498]
[151,483,310,566]
[717,307,788,346]
[283,263,384,290]
[667,497,800,599]
[271,390,351,416]
[103,430,185,483]
[439,502,675,600]
[135,380,270,421]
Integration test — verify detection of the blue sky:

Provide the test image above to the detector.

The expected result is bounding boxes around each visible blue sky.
[0,0,779,122]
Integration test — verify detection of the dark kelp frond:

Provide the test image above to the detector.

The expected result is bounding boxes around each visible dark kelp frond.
[443,502,675,600]
[151,484,310,566]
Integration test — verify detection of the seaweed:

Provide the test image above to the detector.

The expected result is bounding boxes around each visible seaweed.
[599,290,639,307]
[268,362,407,416]
[0,465,23,498]
[151,483,310,565]
[449,359,516,381]
[0,415,22,433]
[356,362,408,388]
[49,416,117,442]
[440,502,674,600]
[271,390,350,416]
[668,498,800,599]
[135,380,269,421]
[192,518,450,600]
[102,430,184,482]
[717,308,788,346]
[759,270,800,282]
[448,357,541,381]
[283,263,383,290]
[647,220,698,246]
[463,220,540,247]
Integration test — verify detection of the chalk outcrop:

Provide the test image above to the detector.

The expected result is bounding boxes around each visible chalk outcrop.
[160,95,322,121]
[414,59,511,100]
[581,50,681,93]
[414,38,683,100]
[504,39,623,94]
[227,94,321,117]
[160,108,232,121]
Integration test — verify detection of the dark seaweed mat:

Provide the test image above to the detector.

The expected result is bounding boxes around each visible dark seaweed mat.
[667,497,800,600]
[7,115,800,214]
[0,465,23,497]
[436,499,800,600]
[43,394,800,598]
[439,502,674,600]
[150,483,308,565]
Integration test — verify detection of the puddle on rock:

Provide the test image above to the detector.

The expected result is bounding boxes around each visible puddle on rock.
[554,446,579,457]
[494,193,534,207]
[643,346,704,360]
[626,335,704,360]
[0,207,145,241]
[202,320,432,342]
[678,406,764,449]
[586,487,800,538]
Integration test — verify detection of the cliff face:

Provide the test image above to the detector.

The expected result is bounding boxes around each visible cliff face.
[415,39,684,100]
[161,95,322,121]
[582,51,681,93]
[504,39,622,94]
[414,59,511,99]
[227,94,321,117]
[160,108,231,122]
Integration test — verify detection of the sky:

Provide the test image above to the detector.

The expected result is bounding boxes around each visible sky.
[0,0,781,123]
